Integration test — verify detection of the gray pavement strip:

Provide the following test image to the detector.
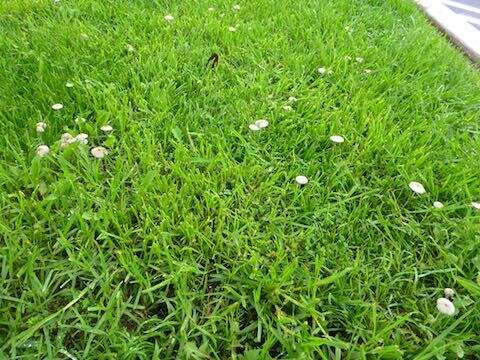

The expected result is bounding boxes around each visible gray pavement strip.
[447,4,480,18]
[450,0,480,8]
[416,0,480,61]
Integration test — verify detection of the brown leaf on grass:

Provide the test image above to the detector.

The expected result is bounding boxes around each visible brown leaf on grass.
[206,53,219,68]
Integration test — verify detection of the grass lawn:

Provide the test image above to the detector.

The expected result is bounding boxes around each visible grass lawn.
[1,0,480,358]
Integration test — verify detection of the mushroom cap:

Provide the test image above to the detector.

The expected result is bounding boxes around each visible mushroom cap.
[409,181,426,195]
[436,297,455,316]
[295,175,309,185]
[330,135,345,143]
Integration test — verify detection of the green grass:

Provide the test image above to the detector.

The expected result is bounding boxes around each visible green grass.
[1,0,480,358]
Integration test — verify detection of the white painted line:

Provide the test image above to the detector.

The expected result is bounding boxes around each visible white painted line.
[444,0,480,15]
[417,0,480,61]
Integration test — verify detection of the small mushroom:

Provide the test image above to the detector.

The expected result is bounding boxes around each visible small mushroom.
[36,122,47,133]
[329,135,345,144]
[254,119,269,129]
[295,175,308,185]
[409,181,426,195]
[436,297,455,316]
[36,145,50,157]
[90,146,108,159]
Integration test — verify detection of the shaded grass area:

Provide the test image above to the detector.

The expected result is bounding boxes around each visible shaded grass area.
[1,0,480,358]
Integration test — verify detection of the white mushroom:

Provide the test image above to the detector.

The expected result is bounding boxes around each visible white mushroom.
[471,202,480,210]
[436,297,455,316]
[91,146,108,159]
[36,145,50,157]
[444,288,455,299]
[329,135,345,144]
[254,119,269,129]
[36,122,47,133]
[61,133,73,142]
[433,201,444,209]
[409,181,426,195]
[51,103,64,110]
[100,124,113,132]
[74,133,89,145]
[60,133,74,148]
[295,175,308,185]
